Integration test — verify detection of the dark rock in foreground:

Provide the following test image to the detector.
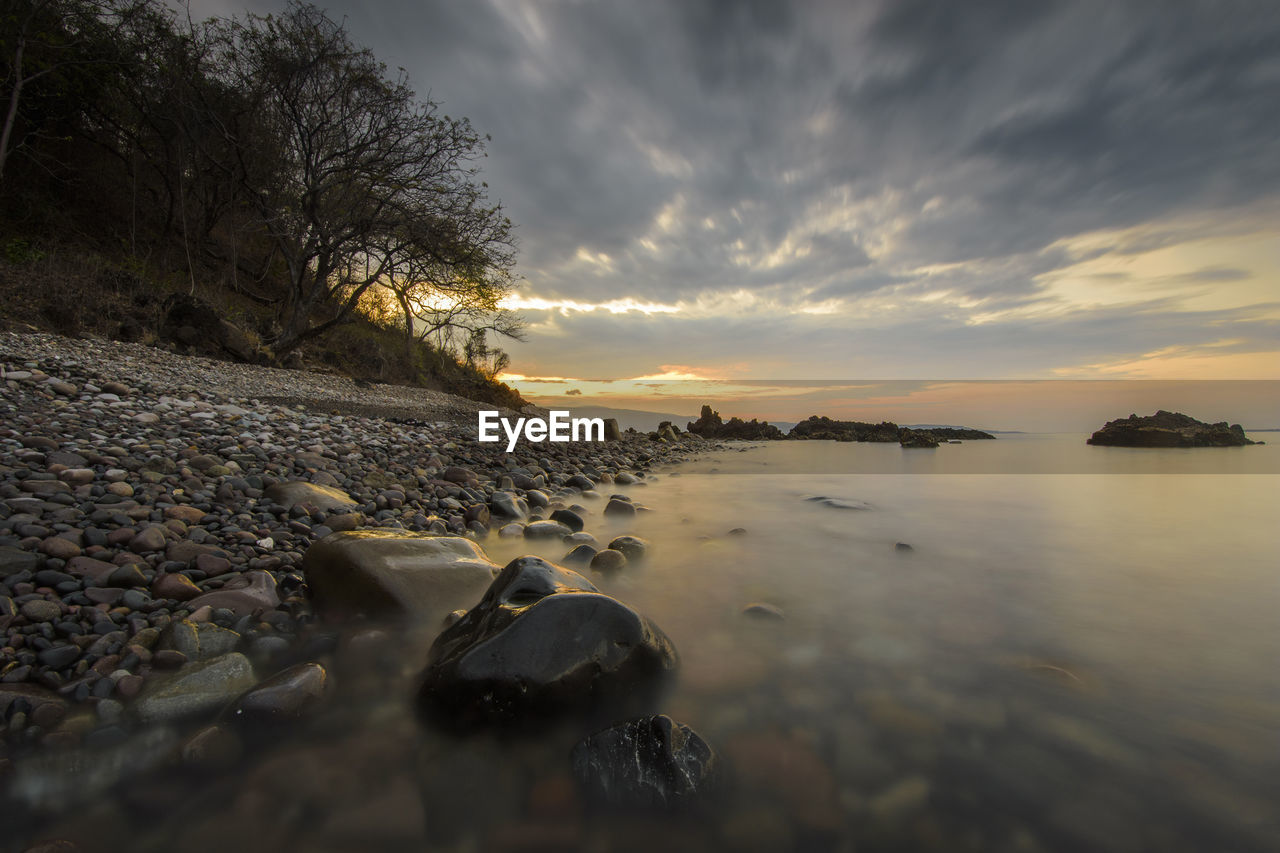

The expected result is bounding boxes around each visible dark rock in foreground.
[571,715,720,810]
[418,556,677,728]
[1087,410,1258,447]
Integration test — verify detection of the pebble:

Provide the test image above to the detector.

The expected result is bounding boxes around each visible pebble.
[20,600,62,622]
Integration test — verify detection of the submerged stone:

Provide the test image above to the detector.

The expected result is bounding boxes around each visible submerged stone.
[571,715,720,809]
[228,662,327,725]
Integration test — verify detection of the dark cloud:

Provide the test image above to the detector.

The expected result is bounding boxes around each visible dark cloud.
[184,0,1280,376]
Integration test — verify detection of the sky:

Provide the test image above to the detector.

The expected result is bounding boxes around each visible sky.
[185,0,1280,427]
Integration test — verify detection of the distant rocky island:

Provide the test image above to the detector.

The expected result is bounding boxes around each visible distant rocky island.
[789,415,996,446]
[684,408,995,446]
[686,405,785,440]
[1087,410,1260,447]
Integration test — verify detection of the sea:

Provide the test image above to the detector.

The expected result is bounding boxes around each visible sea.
[7,434,1278,852]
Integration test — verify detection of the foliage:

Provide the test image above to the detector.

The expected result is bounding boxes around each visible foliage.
[0,0,526,405]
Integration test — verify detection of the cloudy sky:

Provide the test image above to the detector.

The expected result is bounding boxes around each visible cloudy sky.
[188,0,1280,423]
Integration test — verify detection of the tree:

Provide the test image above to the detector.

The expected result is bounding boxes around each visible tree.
[0,0,150,186]
[209,2,518,359]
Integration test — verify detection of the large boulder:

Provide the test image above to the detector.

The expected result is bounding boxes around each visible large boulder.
[161,294,261,362]
[265,481,358,512]
[571,715,720,810]
[1087,410,1258,447]
[418,556,677,728]
[301,531,499,621]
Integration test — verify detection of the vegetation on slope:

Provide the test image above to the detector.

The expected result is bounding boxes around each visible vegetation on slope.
[0,0,525,408]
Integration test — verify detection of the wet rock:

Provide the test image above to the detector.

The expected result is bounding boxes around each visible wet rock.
[264,481,358,512]
[806,496,872,510]
[227,662,327,725]
[301,530,498,621]
[523,520,572,539]
[603,497,636,518]
[181,724,243,771]
[326,512,362,532]
[742,602,785,620]
[589,549,627,573]
[549,508,585,533]
[418,556,677,728]
[571,715,720,809]
[562,544,597,566]
[607,535,649,561]
[134,652,257,723]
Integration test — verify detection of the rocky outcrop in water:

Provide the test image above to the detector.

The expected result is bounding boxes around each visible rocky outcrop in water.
[789,415,994,443]
[417,556,677,728]
[686,405,784,440]
[1087,410,1258,447]
[899,428,940,448]
[789,416,899,442]
[571,715,720,809]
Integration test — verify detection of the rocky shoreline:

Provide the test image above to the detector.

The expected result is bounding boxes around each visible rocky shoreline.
[0,330,718,847]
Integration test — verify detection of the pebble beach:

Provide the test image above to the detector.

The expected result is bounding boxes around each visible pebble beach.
[0,330,713,851]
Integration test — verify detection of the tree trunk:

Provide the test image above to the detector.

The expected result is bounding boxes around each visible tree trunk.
[0,35,28,185]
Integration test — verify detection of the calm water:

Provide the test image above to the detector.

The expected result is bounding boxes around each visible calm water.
[9,435,1279,852]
